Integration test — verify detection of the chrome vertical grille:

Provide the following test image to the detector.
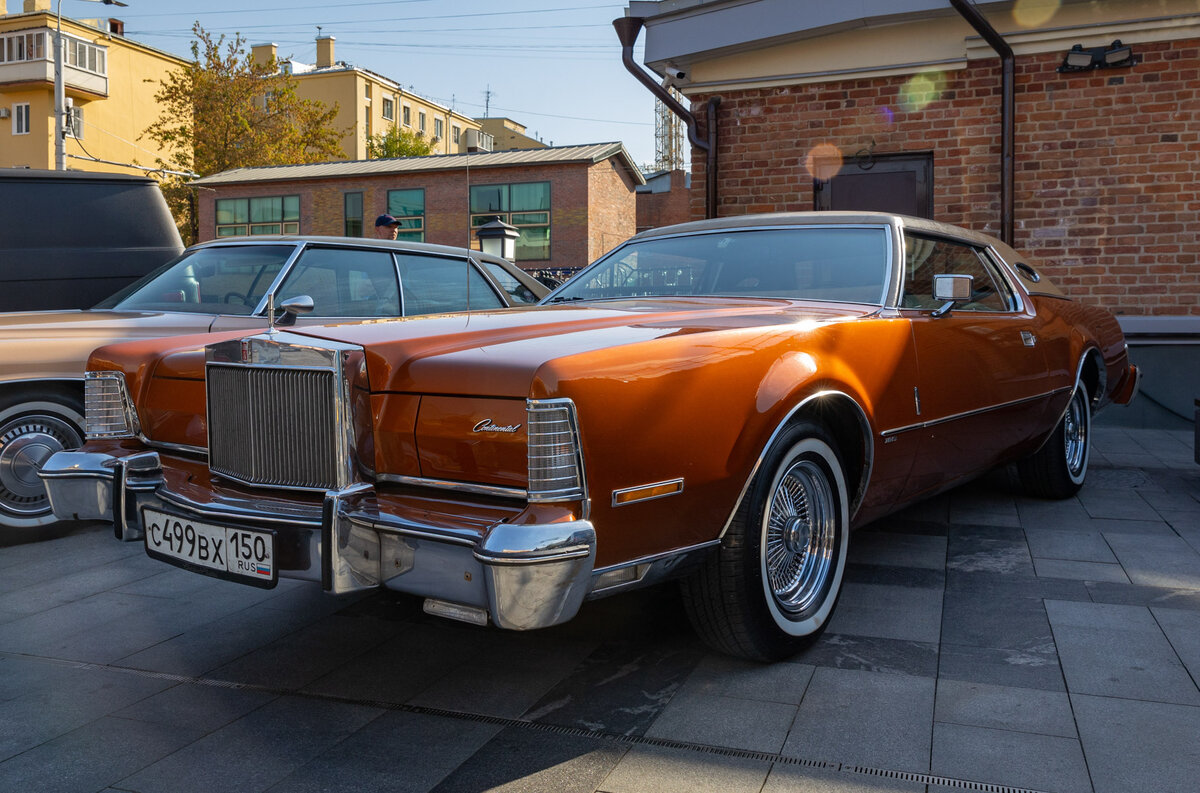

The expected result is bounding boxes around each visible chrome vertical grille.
[207,364,340,490]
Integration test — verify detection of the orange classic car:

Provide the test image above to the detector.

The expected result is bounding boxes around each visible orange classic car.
[40,213,1139,660]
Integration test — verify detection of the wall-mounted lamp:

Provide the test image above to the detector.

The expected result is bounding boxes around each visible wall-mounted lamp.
[1057,40,1136,73]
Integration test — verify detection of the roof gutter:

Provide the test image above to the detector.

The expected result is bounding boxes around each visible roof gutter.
[949,0,1014,245]
[614,16,720,219]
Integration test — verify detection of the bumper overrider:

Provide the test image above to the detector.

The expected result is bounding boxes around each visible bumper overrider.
[38,448,596,631]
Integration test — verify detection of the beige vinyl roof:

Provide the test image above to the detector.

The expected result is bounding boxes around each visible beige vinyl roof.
[193,142,645,186]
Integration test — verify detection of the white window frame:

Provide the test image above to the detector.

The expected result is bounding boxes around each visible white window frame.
[12,103,30,135]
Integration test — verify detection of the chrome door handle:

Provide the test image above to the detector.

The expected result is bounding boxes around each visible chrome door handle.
[1020,331,1037,347]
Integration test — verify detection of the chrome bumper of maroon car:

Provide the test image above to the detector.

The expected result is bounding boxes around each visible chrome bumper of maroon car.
[39,449,596,631]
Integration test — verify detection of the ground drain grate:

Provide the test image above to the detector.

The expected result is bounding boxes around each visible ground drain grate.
[4,651,1052,793]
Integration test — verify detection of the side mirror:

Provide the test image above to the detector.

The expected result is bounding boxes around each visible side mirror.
[274,295,314,326]
[931,273,972,318]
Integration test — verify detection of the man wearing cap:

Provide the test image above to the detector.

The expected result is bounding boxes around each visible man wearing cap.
[374,214,401,240]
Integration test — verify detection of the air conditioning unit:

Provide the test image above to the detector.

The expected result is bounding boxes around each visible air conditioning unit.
[0,108,9,119]
[464,129,493,153]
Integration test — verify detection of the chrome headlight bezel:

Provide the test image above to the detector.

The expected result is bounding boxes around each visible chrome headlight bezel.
[83,370,141,439]
[526,398,587,503]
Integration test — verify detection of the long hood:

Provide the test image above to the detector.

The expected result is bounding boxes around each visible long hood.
[284,299,874,397]
[0,309,215,381]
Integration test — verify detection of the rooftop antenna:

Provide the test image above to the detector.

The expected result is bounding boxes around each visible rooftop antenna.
[483,85,493,117]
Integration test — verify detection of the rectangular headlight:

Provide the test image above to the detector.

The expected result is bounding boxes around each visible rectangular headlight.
[526,398,586,502]
[84,371,141,439]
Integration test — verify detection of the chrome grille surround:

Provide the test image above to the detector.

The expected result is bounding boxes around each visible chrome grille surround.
[526,398,587,504]
[84,371,141,439]
[205,332,362,492]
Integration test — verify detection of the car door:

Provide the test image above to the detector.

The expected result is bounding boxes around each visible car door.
[898,233,1052,497]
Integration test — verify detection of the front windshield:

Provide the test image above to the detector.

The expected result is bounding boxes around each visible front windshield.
[547,226,890,305]
[95,245,295,315]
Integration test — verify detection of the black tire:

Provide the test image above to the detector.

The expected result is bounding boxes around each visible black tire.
[1017,385,1091,499]
[681,421,850,661]
[0,392,85,535]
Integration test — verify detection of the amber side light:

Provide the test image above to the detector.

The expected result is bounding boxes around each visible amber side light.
[612,479,684,507]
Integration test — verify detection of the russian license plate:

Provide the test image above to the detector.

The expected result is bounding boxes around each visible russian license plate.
[143,508,277,588]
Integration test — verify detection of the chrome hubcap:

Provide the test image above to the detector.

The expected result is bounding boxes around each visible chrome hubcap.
[1063,390,1087,476]
[765,459,836,617]
[0,416,82,516]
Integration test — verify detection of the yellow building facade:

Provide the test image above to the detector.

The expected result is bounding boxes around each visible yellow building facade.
[0,0,186,173]
[252,37,484,161]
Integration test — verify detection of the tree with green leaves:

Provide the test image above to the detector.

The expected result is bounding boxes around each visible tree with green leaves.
[143,23,346,243]
[366,125,437,159]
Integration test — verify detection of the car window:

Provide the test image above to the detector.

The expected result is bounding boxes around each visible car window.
[901,234,1011,312]
[100,245,294,315]
[546,227,889,304]
[396,253,504,315]
[480,260,540,304]
[275,247,401,317]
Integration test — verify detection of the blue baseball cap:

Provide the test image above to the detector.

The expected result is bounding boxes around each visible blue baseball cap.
[375,214,400,227]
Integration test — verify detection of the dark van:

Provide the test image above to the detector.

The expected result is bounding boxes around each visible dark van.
[0,169,183,311]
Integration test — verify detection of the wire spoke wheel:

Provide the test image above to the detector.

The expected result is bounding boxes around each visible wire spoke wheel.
[0,412,83,519]
[764,459,836,619]
[1063,388,1088,478]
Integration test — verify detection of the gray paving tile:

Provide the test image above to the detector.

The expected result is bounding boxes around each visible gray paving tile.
[1104,532,1200,589]
[795,633,939,678]
[780,668,934,773]
[938,643,1064,692]
[1079,489,1156,521]
[266,710,501,793]
[826,582,942,643]
[428,726,627,793]
[0,663,174,762]
[763,766,924,792]
[407,631,598,719]
[1033,558,1130,583]
[599,744,769,793]
[645,690,798,753]
[1015,497,1092,530]
[0,591,154,657]
[1023,528,1116,563]
[940,583,1053,650]
[931,722,1090,793]
[116,695,383,793]
[208,612,402,690]
[523,639,701,737]
[946,525,1033,576]
[844,562,944,590]
[1087,581,1200,611]
[676,654,815,706]
[0,714,200,793]
[1153,607,1200,684]
[1045,600,1200,704]
[846,531,947,570]
[116,682,278,732]
[934,679,1076,738]
[1073,693,1200,793]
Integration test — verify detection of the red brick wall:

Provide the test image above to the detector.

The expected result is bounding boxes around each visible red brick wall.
[197,160,636,272]
[637,170,692,233]
[687,38,1200,316]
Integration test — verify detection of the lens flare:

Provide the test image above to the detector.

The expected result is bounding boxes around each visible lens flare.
[899,73,946,113]
[804,143,843,181]
[1013,0,1061,28]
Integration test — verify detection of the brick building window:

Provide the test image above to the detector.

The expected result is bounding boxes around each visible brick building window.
[344,192,363,237]
[470,181,550,261]
[216,195,300,237]
[386,188,425,242]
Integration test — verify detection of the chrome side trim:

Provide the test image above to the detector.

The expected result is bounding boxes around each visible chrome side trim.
[248,242,308,317]
[719,390,874,538]
[879,387,1069,438]
[155,489,324,528]
[377,473,526,500]
[141,436,207,458]
[587,539,721,598]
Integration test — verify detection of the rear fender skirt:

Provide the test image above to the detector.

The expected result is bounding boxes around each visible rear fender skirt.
[718,390,872,541]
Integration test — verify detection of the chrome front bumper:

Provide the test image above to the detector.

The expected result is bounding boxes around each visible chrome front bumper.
[39,449,596,631]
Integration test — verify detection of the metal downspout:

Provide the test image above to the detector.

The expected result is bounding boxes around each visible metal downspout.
[613,16,719,219]
[950,0,1014,245]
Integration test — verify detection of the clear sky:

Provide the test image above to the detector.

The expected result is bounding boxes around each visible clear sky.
[70,0,658,167]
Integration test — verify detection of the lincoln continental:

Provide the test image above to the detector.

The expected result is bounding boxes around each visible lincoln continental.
[39,213,1139,660]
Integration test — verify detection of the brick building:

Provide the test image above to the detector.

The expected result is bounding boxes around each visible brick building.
[636,169,692,232]
[191,143,643,271]
[627,0,1200,425]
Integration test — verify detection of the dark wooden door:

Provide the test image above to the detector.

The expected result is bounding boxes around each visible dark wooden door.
[815,152,933,218]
